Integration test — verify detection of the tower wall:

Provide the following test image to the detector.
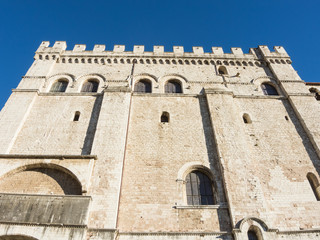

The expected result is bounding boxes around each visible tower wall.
[0,42,319,239]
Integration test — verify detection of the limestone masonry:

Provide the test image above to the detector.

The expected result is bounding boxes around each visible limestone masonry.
[0,41,319,240]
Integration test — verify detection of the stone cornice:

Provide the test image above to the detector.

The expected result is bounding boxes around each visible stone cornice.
[0,154,97,160]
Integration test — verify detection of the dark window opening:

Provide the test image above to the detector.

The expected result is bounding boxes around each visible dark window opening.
[243,114,252,124]
[161,112,169,123]
[248,230,259,240]
[285,116,289,121]
[261,83,278,96]
[165,80,182,93]
[186,171,214,205]
[218,66,227,75]
[50,80,68,92]
[73,111,80,121]
[81,80,99,92]
[134,80,152,93]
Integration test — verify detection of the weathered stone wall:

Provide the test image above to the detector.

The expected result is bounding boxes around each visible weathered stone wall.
[117,94,230,232]
[0,42,319,239]
[10,95,99,155]
[0,194,90,225]
[206,91,320,231]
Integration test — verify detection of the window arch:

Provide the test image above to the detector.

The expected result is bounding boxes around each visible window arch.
[307,172,320,201]
[186,170,214,205]
[50,79,68,92]
[134,79,152,93]
[218,66,227,75]
[261,83,278,96]
[165,80,182,93]
[81,79,99,92]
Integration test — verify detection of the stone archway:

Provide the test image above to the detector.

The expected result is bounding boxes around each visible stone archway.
[0,236,38,240]
[0,166,82,195]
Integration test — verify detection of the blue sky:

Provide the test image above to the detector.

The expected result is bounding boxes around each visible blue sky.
[0,0,319,108]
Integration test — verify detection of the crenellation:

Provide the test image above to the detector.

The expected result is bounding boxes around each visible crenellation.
[133,45,144,53]
[173,46,184,54]
[113,45,125,52]
[93,45,106,52]
[192,46,204,54]
[73,44,86,52]
[36,41,50,52]
[274,46,289,56]
[153,45,164,54]
[52,41,67,51]
[34,42,291,63]
[231,47,244,55]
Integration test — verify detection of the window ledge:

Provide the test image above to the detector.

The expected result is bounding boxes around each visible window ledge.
[173,204,228,209]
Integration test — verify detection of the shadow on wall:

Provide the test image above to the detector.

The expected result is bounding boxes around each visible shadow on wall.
[281,99,320,177]
[198,94,232,232]
[0,166,82,195]
[81,95,103,155]
[0,235,38,240]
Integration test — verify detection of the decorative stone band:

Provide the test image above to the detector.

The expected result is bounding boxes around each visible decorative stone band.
[173,204,228,209]
[0,154,97,160]
[118,231,232,236]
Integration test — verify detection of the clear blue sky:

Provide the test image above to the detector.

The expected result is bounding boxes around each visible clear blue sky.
[0,0,319,108]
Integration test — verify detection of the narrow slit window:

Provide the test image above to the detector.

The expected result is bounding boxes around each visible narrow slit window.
[161,112,169,123]
[73,111,80,121]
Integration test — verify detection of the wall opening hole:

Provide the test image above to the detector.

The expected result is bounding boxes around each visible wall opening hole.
[161,112,169,123]
[218,66,227,75]
[73,111,80,121]
[243,113,252,124]
[285,116,289,121]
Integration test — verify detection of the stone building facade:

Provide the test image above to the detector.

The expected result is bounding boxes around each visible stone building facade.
[0,41,319,240]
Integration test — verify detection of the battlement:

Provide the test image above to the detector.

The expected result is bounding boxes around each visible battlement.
[36,41,290,59]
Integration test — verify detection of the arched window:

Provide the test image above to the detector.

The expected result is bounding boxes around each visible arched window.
[81,80,99,92]
[248,230,259,240]
[218,66,227,75]
[261,83,278,96]
[243,113,252,124]
[307,173,320,201]
[186,170,214,205]
[309,88,320,100]
[134,79,152,93]
[165,80,182,93]
[161,112,169,123]
[50,79,68,92]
